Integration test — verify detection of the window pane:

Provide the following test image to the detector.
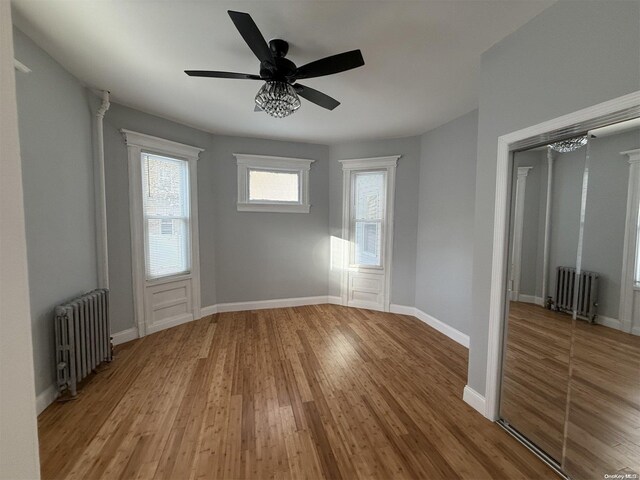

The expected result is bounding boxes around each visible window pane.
[141,153,190,279]
[146,218,189,278]
[142,153,189,217]
[249,170,299,202]
[355,221,381,266]
[354,172,385,220]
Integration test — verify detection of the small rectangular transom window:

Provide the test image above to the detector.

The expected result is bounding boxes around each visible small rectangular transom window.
[248,169,300,203]
[235,154,314,213]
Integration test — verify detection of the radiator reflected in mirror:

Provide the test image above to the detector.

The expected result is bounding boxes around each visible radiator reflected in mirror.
[499,125,640,477]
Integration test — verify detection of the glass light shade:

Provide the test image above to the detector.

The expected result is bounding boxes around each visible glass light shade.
[548,135,588,153]
[255,81,301,118]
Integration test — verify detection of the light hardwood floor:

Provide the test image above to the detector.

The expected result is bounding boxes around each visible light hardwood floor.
[501,302,640,479]
[38,304,556,479]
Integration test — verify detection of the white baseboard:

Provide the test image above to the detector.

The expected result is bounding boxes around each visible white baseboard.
[200,304,218,317]
[463,385,487,416]
[146,313,194,335]
[518,294,544,306]
[36,384,59,415]
[214,295,330,313]
[111,327,139,346]
[390,304,470,348]
[596,315,621,330]
[389,304,416,316]
[596,315,640,337]
[327,296,343,305]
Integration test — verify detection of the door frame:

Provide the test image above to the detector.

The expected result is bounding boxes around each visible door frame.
[339,156,400,312]
[122,129,203,337]
[480,90,640,421]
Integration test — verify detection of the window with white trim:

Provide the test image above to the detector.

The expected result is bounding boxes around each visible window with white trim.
[141,152,190,279]
[235,154,314,213]
[351,170,386,267]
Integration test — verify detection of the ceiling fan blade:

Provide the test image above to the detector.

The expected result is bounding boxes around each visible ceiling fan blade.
[294,84,340,110]
[228,11,274,66]
[294,50,364,80]
[185,70,262,80]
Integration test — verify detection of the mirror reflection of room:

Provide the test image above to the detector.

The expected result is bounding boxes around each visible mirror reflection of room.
[500,137,587,465]
[499,120,640,478]
[563,125,640,479]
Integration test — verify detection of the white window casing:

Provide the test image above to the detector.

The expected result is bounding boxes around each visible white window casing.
[234,154,314,213]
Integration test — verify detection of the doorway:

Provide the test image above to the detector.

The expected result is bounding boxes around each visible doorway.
[340,156,399,312]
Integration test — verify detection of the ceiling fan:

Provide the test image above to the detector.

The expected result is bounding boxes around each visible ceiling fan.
[185,11,365,118]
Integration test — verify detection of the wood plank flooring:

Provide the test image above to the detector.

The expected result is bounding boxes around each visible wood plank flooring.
[564,309,640,479]
[501,302,640,479]
[38,304,556,479]
[500,302,572,463]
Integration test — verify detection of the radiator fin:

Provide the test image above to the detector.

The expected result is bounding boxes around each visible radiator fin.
[555,267,599,322]
[54,289,111,397]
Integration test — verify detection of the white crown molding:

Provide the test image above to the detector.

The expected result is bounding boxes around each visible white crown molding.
[339,155,401,170]
[121,129,204,160]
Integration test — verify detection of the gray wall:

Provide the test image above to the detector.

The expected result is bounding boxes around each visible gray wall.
[328,136,421,306]
[469,0,640,395]
[415,110,478,335]
[211,136,329,304]
[103,103,330,332]
[14,28,97,396]
[103,103,213,333]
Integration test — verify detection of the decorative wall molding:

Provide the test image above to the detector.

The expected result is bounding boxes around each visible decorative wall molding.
[463,385,487,416]
[484,90,640,422]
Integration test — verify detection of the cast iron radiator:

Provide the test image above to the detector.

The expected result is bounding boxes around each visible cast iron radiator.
[54,288,112,397]
[555,267,599,322]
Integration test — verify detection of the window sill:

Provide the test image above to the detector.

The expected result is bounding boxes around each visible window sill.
[237,203,310,213]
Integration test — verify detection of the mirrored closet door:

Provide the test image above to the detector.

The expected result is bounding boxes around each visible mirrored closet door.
[499,119,640,479]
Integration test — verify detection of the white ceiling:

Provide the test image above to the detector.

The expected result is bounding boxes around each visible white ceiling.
[12,1,553,143]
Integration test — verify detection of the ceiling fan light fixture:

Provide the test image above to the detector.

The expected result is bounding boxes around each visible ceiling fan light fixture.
[548,135,588,153]
[255,81,301,118]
